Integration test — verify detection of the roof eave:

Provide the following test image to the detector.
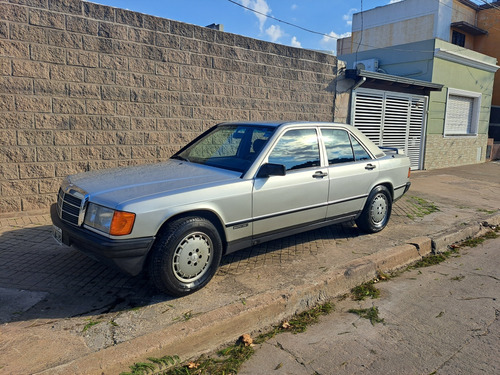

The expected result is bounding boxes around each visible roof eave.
[346,69,443,91]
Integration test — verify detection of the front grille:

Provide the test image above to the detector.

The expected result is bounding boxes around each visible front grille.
[57,187,86,226]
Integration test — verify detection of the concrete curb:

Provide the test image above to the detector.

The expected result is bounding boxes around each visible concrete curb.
[432,214,500,253]
[37,217,500,375]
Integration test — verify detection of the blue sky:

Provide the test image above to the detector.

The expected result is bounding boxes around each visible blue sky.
[91,0,404,54]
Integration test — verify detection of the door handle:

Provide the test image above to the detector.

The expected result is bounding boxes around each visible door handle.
[365,163,376,170]
[312,171,328,178]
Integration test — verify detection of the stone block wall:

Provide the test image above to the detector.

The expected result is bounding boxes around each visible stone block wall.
[424,134,488,169]
[0,0,338,214]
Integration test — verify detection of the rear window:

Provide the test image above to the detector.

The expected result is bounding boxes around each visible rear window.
[321,128,372,164]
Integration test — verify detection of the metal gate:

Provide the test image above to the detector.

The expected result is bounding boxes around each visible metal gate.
[352,88,428,170]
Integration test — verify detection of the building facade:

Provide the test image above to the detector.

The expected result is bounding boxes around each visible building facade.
[338,0,499,169]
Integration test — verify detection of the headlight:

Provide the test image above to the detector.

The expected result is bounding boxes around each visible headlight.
[84,203,135,236]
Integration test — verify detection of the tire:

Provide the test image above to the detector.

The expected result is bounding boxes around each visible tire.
[148,216,223,296]
[356,186,392,233]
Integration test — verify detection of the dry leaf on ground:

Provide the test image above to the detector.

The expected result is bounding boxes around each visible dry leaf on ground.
[240,333,254,346]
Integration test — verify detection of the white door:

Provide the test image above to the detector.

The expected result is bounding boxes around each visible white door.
[352,88,427,170]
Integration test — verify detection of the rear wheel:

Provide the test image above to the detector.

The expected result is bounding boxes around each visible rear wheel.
[356,186,392,233]
[148,216,222,296]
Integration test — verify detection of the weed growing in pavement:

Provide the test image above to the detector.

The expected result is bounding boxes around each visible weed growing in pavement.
[122,302,334,375]
[351,282,380,301]
[348,307,385,325]
[259,302,334,342]
[459,230,498,248]
[408,229,499,271]
[406,196,439,220]
[122,362,155,375]
[168,343,255,375]
[120,355,181,375]
[82,318,102,332]
[350,271,390,301]
[409,253,448,269]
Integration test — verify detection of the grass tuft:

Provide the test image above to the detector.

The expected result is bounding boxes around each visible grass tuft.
[351,282,380,301]
[348,307,384,325]
[406,196,439,220]
[82,319,102,332]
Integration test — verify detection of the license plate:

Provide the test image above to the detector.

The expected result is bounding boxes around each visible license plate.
[53,225,63,245]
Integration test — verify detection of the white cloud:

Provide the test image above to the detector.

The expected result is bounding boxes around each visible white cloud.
[342,8,358,27]
[320,31,351,53]
[241,0,271,32]
[291,4,298,11]
[265,24,285,42]
[291,36,302,48]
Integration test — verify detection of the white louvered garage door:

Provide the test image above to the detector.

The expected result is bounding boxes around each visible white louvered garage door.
[352,88,427,170]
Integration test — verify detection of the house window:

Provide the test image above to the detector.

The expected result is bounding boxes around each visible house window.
[444,88,481,136]
[452,30,466,47]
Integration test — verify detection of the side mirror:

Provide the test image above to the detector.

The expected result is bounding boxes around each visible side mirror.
[257,163,286,178]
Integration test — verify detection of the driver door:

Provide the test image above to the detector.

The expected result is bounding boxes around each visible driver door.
[252,128,329,237]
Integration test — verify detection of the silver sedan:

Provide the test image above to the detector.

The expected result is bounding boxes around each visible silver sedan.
[51,122,411,296]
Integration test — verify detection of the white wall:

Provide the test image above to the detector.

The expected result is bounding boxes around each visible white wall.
[350,0,453,51]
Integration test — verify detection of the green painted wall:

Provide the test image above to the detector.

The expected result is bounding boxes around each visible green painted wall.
[428,39,495,135]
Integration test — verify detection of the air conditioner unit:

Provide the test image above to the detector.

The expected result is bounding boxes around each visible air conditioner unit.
[353,58,379,72]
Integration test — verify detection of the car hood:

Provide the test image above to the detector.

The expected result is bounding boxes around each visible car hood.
[67,160,240,208]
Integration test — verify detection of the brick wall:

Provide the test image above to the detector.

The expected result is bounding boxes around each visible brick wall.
[0,0,338,214]
[424,134,488,169]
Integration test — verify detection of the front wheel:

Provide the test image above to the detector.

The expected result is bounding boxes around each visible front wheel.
[148,216,223,296]
[356,186,392,233]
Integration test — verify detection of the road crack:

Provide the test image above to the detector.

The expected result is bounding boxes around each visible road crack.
[431,308,499,373]
[274,341,310,372]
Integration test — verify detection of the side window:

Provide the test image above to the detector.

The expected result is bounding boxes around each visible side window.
[268,129,320,171]
[322,129,355,164]
[351,136,371,161]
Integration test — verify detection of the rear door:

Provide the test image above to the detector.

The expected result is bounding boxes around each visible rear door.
[320,128,379,219]
[252,128,329,236]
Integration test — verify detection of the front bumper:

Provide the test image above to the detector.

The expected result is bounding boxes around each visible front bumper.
[50,204,155,276]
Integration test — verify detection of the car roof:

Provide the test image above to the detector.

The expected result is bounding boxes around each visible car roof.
[219,121,355,128]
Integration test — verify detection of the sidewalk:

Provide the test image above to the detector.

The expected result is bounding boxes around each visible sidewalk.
[0,162,499,375]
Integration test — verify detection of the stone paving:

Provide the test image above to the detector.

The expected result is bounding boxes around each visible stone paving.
[0,197,419,311]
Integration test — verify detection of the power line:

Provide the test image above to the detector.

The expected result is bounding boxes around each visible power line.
[226,0,499,55]
[226,0,436,53]
[226,0,338,40]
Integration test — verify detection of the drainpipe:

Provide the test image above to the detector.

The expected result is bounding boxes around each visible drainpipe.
[352,76,366,91]
[346,76,366,124]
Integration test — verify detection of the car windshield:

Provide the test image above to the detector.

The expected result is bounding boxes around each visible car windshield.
[173,124,276,173]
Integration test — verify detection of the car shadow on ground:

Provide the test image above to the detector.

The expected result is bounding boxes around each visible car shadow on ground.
[0,221,362,324]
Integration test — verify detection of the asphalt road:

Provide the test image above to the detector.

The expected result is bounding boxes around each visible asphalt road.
[239,235,500,375]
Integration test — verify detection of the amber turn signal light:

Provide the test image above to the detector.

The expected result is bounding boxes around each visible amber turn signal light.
[110,211,136,236]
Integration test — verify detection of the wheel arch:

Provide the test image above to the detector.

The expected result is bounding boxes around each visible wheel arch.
[155,209,228,253]
[373,181,394,200]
